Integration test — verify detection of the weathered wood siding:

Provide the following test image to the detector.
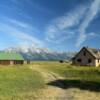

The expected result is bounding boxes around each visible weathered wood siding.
[0,60,24,65]
[13,60,24,65]
[0,60,10,65]
[73,48,97,66]
[24,60,31,64]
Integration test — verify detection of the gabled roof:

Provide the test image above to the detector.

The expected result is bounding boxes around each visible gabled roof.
[72,47,100,60]
[0,52,24,60]
[86,47,100,59]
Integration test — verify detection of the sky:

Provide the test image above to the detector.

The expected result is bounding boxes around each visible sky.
[0,0,100,51]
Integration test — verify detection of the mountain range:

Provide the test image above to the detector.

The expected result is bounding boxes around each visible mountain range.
[3,46,76,61]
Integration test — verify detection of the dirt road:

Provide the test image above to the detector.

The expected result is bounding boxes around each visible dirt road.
[30,65,100,100]
[30,65,73,100]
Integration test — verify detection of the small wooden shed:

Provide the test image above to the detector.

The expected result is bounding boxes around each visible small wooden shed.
[0,52,24,65]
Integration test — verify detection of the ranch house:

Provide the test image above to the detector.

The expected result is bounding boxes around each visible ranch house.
[72,47,100,67]
[0,52,24,65]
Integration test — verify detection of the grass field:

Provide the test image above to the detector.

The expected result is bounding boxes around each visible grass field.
[0,62,100,100]
[39,62,100,81]
[0,65,45,100]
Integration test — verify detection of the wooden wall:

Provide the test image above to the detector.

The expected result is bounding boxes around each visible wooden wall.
[0,60,10,65]
[0,60,24,65]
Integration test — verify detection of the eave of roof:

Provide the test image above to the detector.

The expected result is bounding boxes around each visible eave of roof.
[0,52,24,60]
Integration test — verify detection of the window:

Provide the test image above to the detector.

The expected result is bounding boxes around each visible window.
[88,59,92,63]
[77,59,82,62]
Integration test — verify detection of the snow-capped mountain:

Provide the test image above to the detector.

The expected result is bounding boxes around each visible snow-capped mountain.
[4,46,75,61]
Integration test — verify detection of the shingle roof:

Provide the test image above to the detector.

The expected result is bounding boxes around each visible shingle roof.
[86,47,100,59]
[0,52,24,60]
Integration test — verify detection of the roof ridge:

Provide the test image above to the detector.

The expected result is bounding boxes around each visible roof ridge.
[85,47,99,49]
[85,47,100,59]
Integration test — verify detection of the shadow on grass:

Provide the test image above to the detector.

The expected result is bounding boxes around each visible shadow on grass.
[47,79,100,92]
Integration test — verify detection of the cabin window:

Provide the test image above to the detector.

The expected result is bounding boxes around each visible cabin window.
[77,59,82,62]
[88,59,92,63]
[83,51,86,56]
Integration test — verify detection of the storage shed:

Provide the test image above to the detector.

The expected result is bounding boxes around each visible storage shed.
[0,52,24,65]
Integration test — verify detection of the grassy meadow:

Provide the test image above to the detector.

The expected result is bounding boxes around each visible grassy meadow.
[0,62,100,100]
[0,65,45,100]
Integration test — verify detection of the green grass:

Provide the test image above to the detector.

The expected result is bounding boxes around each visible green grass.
[0,62,100,99]
[34,61,100,82]
[0,65,45,100]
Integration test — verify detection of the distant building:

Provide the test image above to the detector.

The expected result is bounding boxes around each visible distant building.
[0,52,24,65]
[72,47,100,67]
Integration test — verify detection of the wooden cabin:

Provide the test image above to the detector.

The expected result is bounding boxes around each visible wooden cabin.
[72,47,100,67]
[0,52,24,65]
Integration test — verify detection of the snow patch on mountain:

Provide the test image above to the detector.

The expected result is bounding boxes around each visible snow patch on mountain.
[4,46,75,61]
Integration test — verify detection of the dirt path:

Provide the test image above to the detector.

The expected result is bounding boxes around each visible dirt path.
[30,65,100,100]
[30,65,73,100]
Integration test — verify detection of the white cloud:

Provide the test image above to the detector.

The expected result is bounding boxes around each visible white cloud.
[45,5,87,44]
[76,32,99,47]
[45,0,100,48]
[0,19,44,47]
[76,0,100,47]
[6,18,40,33]
[53,5,87,30]
[76,33,87,47]
[9,19,30,28]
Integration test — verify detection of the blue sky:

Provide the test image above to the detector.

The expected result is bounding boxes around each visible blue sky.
[0,0,100,51]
